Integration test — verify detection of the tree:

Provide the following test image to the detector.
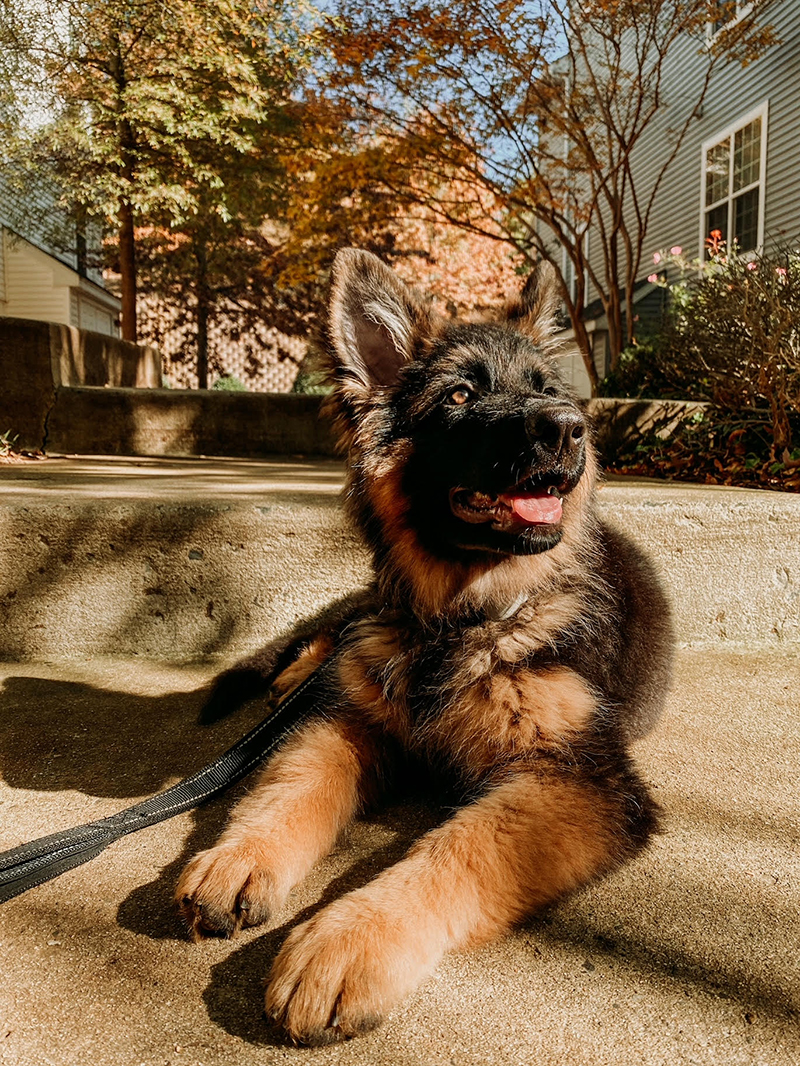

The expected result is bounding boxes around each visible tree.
[132,101,305,387]
[1,0,317,346]
[322,0,777,392]
[266,91,526,319]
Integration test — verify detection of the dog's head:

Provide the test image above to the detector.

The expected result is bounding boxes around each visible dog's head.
[325,249,597,615]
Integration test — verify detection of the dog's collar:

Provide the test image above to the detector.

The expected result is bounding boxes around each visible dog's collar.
[483,591,528,623]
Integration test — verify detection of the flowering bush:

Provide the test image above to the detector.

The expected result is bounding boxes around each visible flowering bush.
[599,238,800,489]
[656,238,800,454]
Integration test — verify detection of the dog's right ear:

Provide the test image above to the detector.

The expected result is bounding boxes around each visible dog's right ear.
[329,249,432,394]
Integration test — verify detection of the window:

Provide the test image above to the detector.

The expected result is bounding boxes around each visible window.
[707,1,754,39]
[700,103,767,257]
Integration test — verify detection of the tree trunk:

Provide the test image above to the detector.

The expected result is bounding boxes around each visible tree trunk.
[118,200,137,342]
[605,286,624,373]
[110,35,138,344]
[625,273,637,349]
[573,317,600,395]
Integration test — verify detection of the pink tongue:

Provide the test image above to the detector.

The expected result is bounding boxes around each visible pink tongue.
[508,491,563,525]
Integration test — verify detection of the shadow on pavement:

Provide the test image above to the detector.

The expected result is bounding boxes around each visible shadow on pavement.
[202,804,440,1047]
[0,669,261,940]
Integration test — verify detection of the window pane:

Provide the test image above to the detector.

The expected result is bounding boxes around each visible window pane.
[705,203,729,257]
[711,0,732,32]
[733,187,759,251]
[734,118,761,192]
[706,140,730,205]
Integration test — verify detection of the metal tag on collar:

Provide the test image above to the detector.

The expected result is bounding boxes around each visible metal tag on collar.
[484,591,528,622]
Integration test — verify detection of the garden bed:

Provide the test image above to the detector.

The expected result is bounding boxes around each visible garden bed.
[602,405,800,492]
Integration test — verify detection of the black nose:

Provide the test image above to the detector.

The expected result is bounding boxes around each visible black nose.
[525,405,585,456]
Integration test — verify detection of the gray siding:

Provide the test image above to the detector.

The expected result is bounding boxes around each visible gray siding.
[584,0,800,299]
[0,173,78,271]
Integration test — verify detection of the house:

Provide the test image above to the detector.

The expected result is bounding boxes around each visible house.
[0,177,121,337]
[555,0,799,396]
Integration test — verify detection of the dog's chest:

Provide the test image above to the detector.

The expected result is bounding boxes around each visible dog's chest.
[337,614,595,776]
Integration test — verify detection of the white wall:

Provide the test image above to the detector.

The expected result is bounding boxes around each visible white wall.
[1,230,71,323]
[0,229,119,336]
[553,339,593,398]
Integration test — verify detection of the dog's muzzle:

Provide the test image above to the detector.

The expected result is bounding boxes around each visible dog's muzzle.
[448,402,586,532]
[525,403,585,461]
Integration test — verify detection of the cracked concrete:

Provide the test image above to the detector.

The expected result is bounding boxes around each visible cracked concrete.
[0,318,161,453]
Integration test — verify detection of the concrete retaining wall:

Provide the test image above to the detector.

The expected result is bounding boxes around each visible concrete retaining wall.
[46,388,336,458]
[1,352,706,461]
[0,311,707,458]
[586,397,708,459]
[1,457,798,661]
[0,316,160,451]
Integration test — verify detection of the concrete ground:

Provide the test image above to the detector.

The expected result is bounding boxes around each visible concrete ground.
[2,456,799,660]
[0,456,798,1066]
[0,648,798,1066]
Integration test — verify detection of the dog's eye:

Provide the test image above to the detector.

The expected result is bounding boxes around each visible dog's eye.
[542,386,559,397]
[447,387,473,406]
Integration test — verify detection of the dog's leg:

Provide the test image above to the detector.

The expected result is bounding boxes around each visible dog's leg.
[266,766,655,1045]
[267,634,334,700]
[176,706,382,940]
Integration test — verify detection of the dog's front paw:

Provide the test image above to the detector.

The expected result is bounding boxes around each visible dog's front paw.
[176,842,280,940]
[265,897,430,1046]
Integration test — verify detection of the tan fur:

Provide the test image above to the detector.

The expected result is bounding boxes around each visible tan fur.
[418,666,598,775]
[266,769,620,1044]
[338,623,597,778]
[269,635,334,700]
[337,627,401,734]
[176,715,380,940]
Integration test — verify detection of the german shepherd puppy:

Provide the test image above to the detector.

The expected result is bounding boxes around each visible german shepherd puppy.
[176,249,674,1045]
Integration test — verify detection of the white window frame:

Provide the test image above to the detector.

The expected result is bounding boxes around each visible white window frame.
[698,100,768,260]
[706,1,754,44]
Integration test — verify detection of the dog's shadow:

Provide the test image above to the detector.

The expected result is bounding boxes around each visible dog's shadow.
[0,666,281,942]
[201,809,437,1047]
[115,790,243,940]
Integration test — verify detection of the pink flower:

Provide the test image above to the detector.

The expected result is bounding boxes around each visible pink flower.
[647,273,659,283]
[746,261,757,271]
[652,252,662,264]
[670,246,682,256]
[776,267,788,276]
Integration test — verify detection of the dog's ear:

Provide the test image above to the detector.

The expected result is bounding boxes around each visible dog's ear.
[506,260,562,345]
[329,249,432,391]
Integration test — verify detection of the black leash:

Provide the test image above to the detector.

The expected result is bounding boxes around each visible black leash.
[0,663,332,905]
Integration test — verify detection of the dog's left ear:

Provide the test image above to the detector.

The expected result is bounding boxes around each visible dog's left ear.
[329,249,432,391]
[506,260,562,345]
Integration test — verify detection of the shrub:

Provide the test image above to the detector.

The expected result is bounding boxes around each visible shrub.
[211,374,248,392]
[0,430,20,457]
[670,242,798,453]
[598,342,678,400]
[618,240,800,458]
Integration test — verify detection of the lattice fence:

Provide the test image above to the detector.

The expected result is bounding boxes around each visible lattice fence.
[139,298,308,392]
